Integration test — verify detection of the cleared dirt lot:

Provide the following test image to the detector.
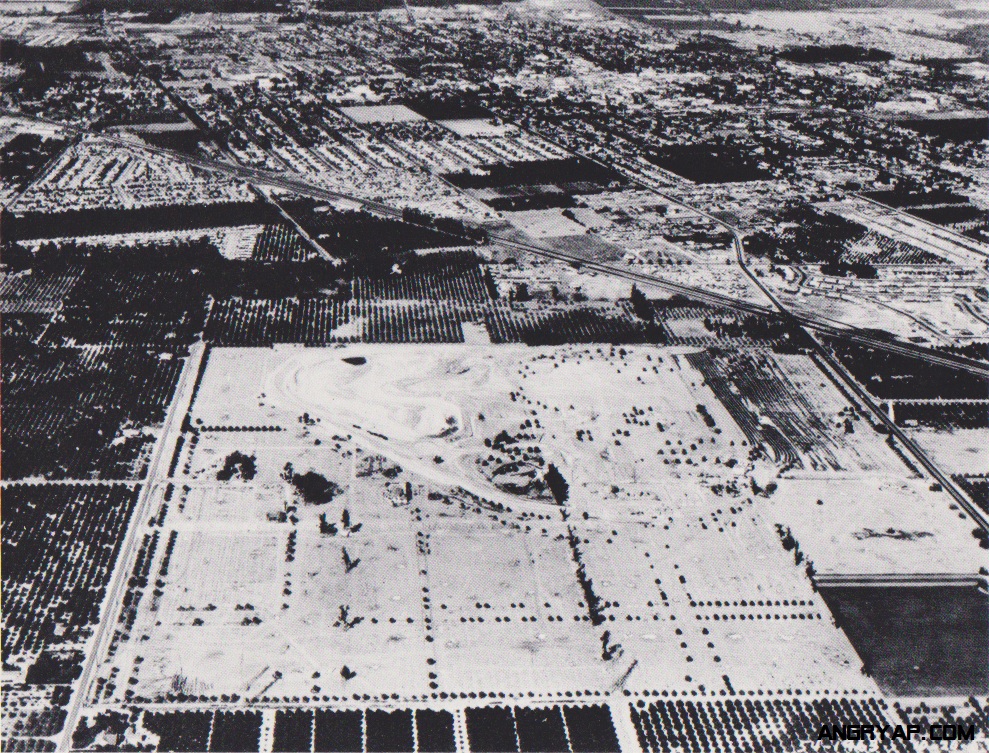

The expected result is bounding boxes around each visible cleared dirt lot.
[95,344,983,710]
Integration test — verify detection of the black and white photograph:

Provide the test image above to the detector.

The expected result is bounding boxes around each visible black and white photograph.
[1,0,987,749]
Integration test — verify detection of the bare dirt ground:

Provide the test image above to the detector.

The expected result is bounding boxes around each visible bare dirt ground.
[95,344,983,711]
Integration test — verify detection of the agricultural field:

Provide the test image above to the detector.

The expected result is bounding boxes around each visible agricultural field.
[339,105,427,125]
[0,266,81,314]
[3,484,142,672]
[0,344,186,480]
[2,484,142,752]
[686,350,901,473]
[0,128,69,200]
[769,476,980,579]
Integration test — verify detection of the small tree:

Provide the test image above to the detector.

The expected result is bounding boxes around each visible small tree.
[217,452,256,481]
[630,284,653,321]
[544,463,569,504]
[291,471,343,505]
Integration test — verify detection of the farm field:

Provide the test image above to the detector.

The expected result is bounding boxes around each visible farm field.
[686,349,902,474]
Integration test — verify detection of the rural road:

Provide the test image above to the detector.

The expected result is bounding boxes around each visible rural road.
[54,342,207,752]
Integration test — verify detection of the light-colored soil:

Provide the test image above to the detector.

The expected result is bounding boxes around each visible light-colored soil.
[98,343,980,708]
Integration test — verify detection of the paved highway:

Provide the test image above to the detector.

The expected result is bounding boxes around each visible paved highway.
[726,207,989,534]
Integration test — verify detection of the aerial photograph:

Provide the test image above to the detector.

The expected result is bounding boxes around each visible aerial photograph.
[0,0,986,749]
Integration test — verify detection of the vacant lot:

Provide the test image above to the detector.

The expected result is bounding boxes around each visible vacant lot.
[93,344,983,717]
[339,105,426,125]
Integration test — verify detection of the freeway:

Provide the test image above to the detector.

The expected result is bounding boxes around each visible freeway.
[597,133,989,534]
[7,110,985,379]
[809,333,989,533]
[725,203,989,534]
